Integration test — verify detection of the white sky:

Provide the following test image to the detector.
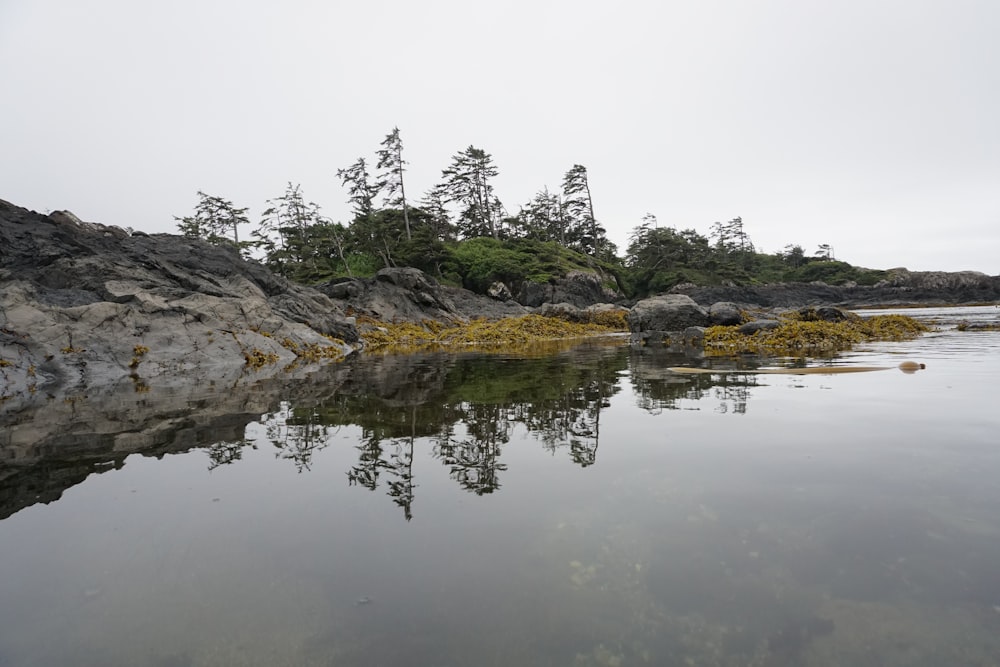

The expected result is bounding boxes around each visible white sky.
[2,0,998,273]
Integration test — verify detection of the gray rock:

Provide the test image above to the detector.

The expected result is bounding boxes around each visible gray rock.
[516,270,622,308]
[796,306,852,322]
[539,302,585,322]
[627,294,710,333]
[487,281,513,301]
[0,200,359,395]
[738,319,781,335]
[708,301,742,326]
[317,268,529,323]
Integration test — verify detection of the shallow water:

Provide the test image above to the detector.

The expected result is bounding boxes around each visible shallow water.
[1,306,999,666]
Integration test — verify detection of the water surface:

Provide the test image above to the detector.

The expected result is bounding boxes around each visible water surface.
[1,306,999,666]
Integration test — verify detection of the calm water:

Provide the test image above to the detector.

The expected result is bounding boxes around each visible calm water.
[1,306,999,666]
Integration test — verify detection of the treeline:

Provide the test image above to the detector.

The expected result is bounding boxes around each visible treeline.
[176,127,886,297]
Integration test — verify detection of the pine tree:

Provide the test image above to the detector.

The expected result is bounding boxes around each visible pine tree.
[440,145,502,239]
[561,165,608,256]
[337,157,378,220]
[375,127,411,240]
[174,191,250,257]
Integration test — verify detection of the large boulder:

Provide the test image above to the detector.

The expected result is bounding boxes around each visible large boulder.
[708,301,743,326]
[627,294,710,333]
[516,270,622,308]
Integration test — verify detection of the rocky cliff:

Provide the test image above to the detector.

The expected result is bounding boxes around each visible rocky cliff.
[0,200,359,396]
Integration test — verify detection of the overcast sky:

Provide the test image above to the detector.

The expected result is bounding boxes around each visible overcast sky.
[2,0,998,273]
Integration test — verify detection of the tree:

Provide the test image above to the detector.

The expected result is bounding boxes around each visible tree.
[710,216,755,271]
[440,145,502,239]
[175,191,250,257]
[815,243,834,260]
[419,184,456,244]
[375,127,411,240]
[515,187,567,244]
[782,244,807,267]
[254,183,324,275]
[337,157,378,220]
[562,164,608,256]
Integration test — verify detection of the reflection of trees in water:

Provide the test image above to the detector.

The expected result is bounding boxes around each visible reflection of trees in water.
[207,440,256,470]
[713,384,751,414]
[216,344,627,518]
[434,403,510,495]
[255,401,339,472]
[347,406,420,520]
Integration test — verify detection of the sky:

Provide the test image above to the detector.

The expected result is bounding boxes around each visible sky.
[2,0,998,274]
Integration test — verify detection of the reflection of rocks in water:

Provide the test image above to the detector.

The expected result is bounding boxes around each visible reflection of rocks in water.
[629,348,761,414]
[0,362,353,520]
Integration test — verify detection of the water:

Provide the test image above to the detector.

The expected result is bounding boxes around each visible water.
[1,306,999,666]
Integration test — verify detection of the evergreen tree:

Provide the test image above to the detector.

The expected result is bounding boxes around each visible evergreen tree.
[337,157,378,220]
[516,187,566,243]
[174,191,250,257]
[561,164,609,257]
[440,145,502,239]
[419,184,457,245]
[375,127,411,240]
[711,216,755,270]
[255,183,324,275]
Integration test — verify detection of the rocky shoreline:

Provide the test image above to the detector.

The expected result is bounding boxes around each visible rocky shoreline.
[2,198,998,397]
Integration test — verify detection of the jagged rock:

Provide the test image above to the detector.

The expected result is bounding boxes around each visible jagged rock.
[0,200,358,395]
[487,281,513,301]
[516,270,622,308]
[627,294,710,333]
[709,302,743,326]
[317,268,528,323]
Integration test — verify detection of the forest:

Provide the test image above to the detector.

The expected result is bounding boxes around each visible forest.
[175,127,888,299]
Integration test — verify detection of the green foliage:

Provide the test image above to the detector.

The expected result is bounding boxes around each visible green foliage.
[785,260,887,286]
[175,191,252,258]
[440,145,503,239]
[443,237,615,294]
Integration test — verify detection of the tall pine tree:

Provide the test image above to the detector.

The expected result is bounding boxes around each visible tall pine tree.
[375,127,411,240]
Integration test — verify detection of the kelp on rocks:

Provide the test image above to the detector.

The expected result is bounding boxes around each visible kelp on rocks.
[704,313,929,355]
[361,314,627,353]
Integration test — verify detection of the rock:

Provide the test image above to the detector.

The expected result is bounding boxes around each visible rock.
[708,301,742,326]
[317,268,529,323]
[583,303,630,326]
[738,320,781,335]
[669,271,1000,309]
[627,294,710,333]
[0,200,358,395]
[516,270,622,308]
[487,281,513,301]
[796,306,853,322]
[539,302,585,322]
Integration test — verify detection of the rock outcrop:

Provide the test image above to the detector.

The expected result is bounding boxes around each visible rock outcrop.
[318,267,530,323]
[627,294,710,332]
[0,200,359,396]
[670,271,1000,308]
[516,270,623,308]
